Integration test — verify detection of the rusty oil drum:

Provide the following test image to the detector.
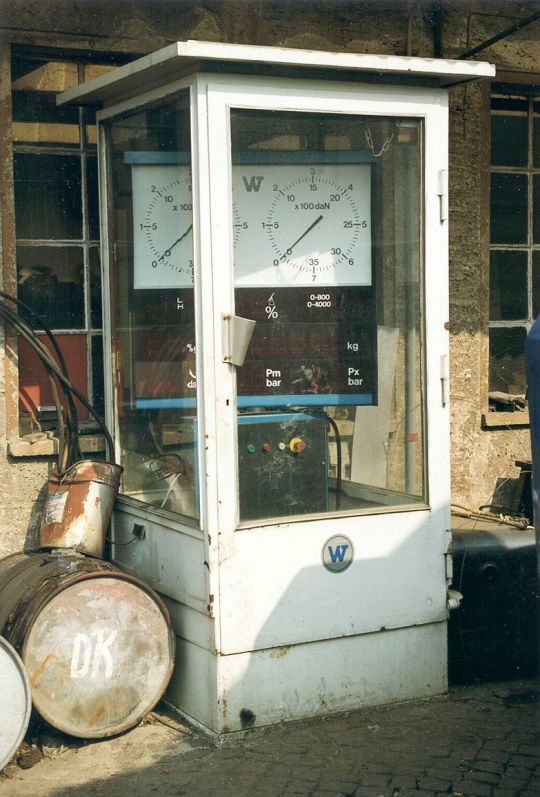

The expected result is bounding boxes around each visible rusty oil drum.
[0,550,175,739]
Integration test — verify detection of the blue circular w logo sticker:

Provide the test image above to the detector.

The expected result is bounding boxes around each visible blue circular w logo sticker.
[322,535,354,573]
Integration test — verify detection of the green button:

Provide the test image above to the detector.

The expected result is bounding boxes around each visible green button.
[246,443,256,453]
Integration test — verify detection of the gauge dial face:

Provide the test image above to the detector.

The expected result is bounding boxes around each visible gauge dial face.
[132,164,193,289]
[233,162,371,288]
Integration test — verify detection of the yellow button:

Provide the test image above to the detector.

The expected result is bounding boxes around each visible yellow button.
[289,436,307,453]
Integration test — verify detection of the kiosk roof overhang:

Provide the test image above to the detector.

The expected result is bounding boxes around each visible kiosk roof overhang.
[57,40,495,108]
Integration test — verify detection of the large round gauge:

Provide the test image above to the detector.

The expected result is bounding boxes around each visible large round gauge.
[233,161,372,288]
[131,163,193,289]
[266,171,366,283]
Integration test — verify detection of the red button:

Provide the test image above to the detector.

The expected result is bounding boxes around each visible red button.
[262,442,272,453]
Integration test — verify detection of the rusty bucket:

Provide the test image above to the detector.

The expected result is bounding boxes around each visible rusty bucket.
[40,460,123,558]
[0,551,175,739]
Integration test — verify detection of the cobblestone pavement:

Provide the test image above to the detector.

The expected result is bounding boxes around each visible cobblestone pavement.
[1,679,539,797]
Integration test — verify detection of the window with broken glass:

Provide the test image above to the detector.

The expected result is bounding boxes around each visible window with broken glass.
[488,86,540,413]
[11,51,122,436]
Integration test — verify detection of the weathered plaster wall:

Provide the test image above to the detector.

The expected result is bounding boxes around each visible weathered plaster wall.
[0,0,439,56]
[0,0,538,556]
[443,1,538,513]
[0,36,49,560]
[448,79,532,513]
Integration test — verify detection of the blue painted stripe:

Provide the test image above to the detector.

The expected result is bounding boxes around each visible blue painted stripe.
[124,151,374,166]
[135,393,373,410]
[124,151,191,164]
[237,394,373,407]
[233,150,375,164]
[135,397,196,409]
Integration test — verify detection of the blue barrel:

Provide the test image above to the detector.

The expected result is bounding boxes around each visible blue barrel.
[525,318,540,574]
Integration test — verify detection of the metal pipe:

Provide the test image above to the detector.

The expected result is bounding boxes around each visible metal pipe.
[431,0,444,58]
[459,9,540,60]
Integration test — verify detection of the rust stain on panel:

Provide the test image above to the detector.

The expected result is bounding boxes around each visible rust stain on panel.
[30,653,57,688]
[88,704,106,727]
[270,646,291,659]
[221,689,228,725]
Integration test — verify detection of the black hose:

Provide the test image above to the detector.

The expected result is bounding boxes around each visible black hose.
[0,290,71,380]
[1,304,78,468]
[0,290,81,467]
[0,295,115,465]
[324,413,342,511]
[0,301,81,467]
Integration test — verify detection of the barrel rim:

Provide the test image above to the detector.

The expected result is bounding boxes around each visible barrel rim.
[0,636,32,771]
[21,566,173,633]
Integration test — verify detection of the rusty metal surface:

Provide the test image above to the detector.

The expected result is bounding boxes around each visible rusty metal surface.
[39,460,122,558]
[0,551,175,739]
[0,552,115,644]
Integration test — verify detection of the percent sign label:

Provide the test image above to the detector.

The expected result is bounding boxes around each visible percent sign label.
[266,293,278,319]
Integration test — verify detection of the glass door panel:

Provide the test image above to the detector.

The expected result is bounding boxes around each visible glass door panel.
[230,110,424,523]
[106,92,199,520]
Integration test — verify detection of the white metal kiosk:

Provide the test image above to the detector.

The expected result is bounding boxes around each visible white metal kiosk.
[58,42,494,735]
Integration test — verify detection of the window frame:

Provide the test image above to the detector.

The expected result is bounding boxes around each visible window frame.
[1,42,130,456]
[483,76,540,429]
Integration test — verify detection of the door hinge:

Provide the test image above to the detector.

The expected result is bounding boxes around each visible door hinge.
[440,354,449,407]
[445,549,453,581]
[438,169,448,223]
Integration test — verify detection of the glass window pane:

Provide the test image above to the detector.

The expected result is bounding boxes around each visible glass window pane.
[489,326,526,394]
[491,95,528,113]
[534,104,540,168]
[85,107,98,148]
[18,334,89,423]
[83,64,117,82]
[17,246,85,329]
[107,93,199,522]
[534,174,540,244]
[89,246,102,328]
[490,173,528,244]
[231,109,425,522]
[533,251,540,318]
[14,154,82,240]
[11,58,79,146]
[91,334,105,417]
[87,156,100,240]
[83,65,121,146]
[489,250,527,320]
[11,57,78,91]
[491,114,528,167]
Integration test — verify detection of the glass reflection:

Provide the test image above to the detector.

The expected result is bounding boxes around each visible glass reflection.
[231,109,425,523]
[107,94,199,521]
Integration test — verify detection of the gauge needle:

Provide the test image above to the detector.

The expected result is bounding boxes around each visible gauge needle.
[279,215,324,260]
[158,224,193,261]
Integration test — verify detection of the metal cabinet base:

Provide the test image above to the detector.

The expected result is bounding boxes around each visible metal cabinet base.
[166,621,447,735]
